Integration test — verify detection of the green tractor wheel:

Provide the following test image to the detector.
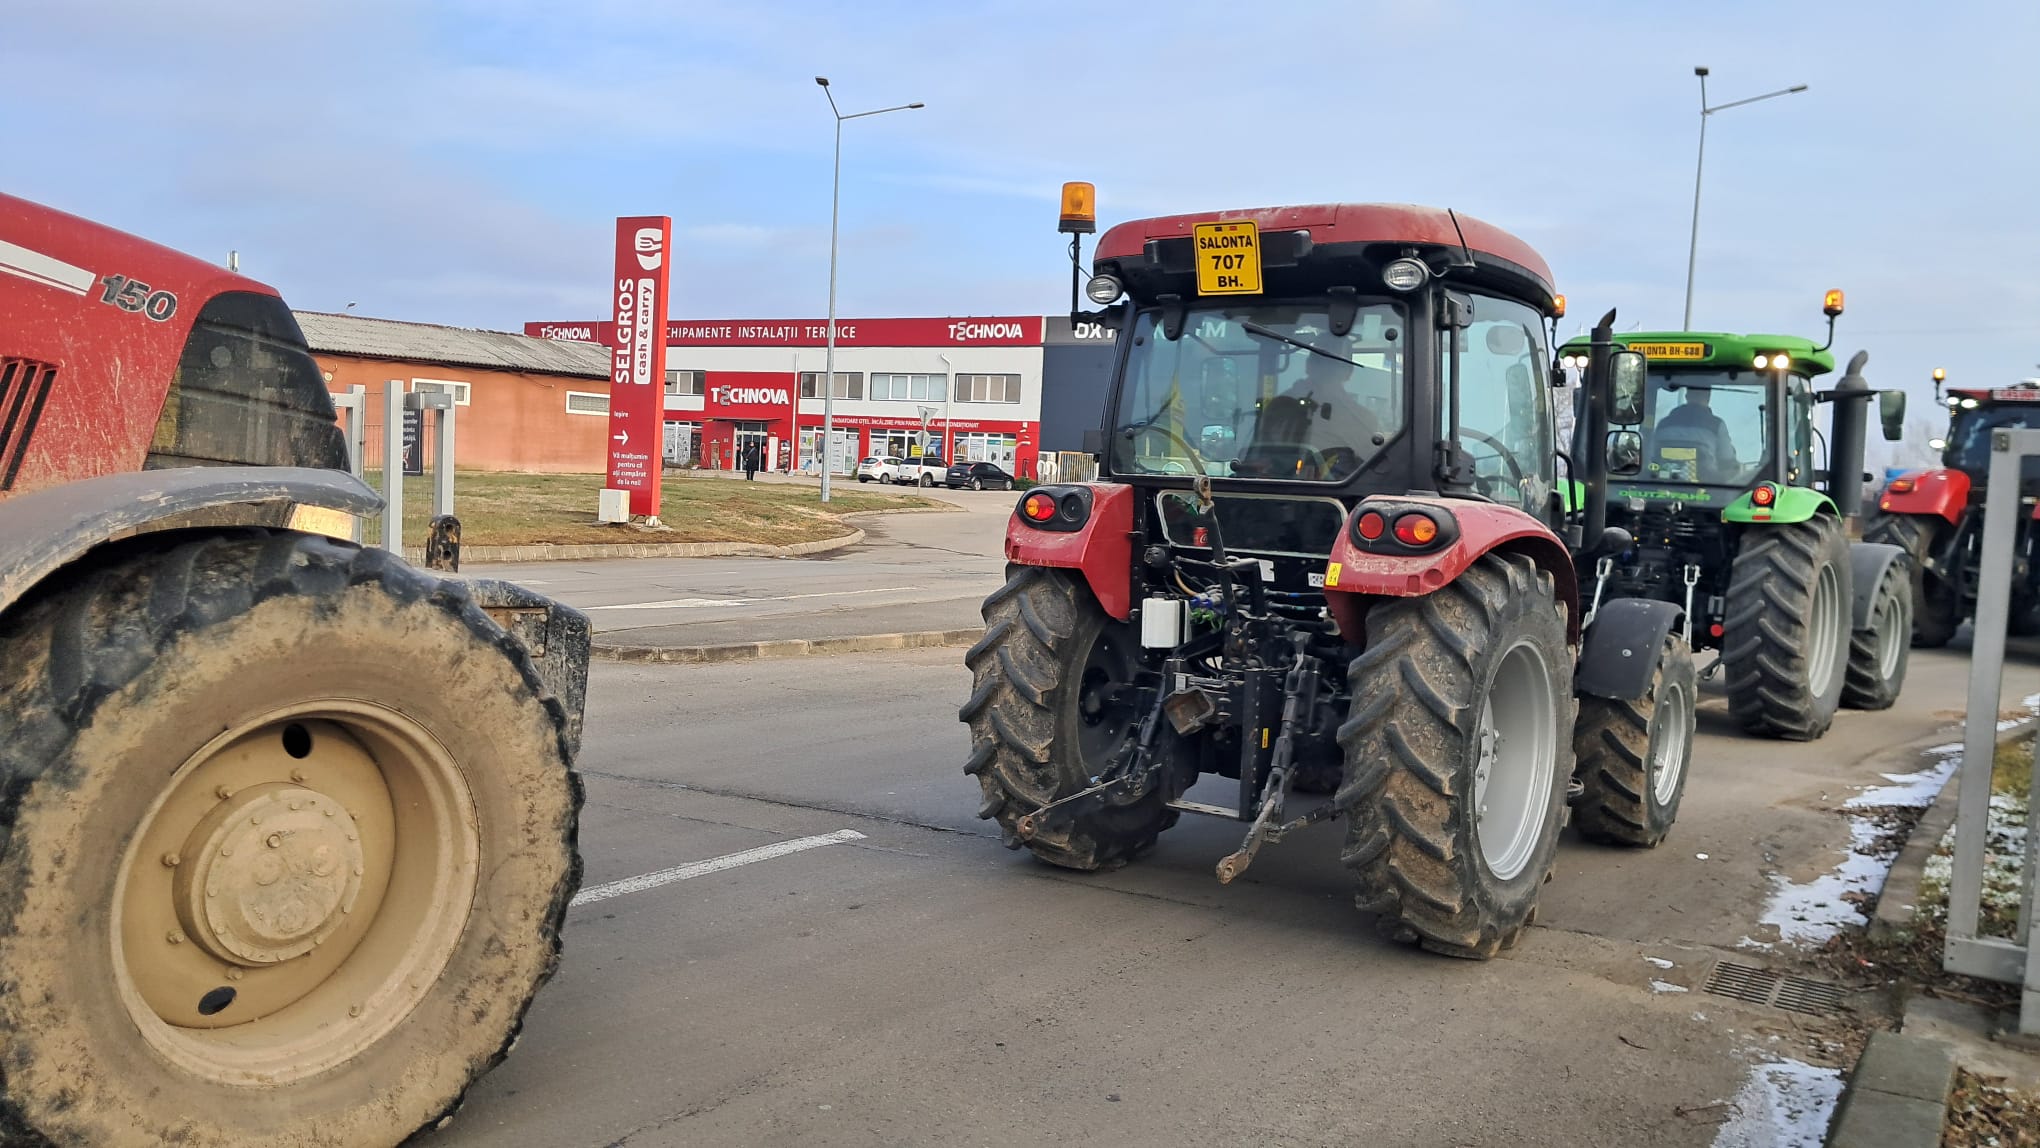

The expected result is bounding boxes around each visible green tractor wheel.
[1722,516,1853,740]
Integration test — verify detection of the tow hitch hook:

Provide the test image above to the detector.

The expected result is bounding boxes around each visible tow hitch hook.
[1216,637,1319,884]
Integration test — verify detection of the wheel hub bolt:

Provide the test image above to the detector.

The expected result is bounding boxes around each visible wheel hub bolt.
[166,930,184,945]
[161,852,181,868]
[215,784,234,800]
[290,769,307,784]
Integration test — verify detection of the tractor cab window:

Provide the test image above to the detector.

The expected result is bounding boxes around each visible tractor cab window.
[1946,404,2040,487]
[1629,370,1769,486]
[1439,295,1552,510]
[1111,303,1406,483]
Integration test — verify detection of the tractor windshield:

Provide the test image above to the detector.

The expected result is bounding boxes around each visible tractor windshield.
[1626,370,1770,486]
[1945,404,2040,476]
[1110,303,1406,483]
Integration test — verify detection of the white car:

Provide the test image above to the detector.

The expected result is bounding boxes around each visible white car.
[892,456,948,487]
[855,456,905,483]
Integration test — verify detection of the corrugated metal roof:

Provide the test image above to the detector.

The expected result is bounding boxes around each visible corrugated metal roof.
[295,311,610,380]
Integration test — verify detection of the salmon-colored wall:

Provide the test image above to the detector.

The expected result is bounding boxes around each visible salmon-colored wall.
[319,355,611,473]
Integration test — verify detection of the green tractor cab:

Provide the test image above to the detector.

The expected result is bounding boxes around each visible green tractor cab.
[1557,298,1911,740]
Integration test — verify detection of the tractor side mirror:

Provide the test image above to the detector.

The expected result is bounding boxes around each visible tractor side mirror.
[1879,390,1907,441]
[1608,429,1642,475]
[1608,350,1647,425]
[1082,427,1106,455]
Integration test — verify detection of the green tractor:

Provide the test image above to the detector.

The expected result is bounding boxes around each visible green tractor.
[1557,293,1910,740]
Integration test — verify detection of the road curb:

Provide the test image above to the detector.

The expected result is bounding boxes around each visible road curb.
[1825,1031,1955,1147]
[593,627,981,665]
[406,528,867,565]
[1870,715,2038,943]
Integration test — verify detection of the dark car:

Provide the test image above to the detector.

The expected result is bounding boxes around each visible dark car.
[944,461,1015,490]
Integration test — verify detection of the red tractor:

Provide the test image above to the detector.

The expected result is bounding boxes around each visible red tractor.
[962,192,1696,958]
[0,193,587,1146]
[1867,377,2040,645]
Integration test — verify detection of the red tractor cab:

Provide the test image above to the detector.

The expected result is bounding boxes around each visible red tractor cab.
[1869,381,2040,644]
[961,191,1694,960]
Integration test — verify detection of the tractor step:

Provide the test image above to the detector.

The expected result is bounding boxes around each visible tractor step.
[1167,798,1243,820]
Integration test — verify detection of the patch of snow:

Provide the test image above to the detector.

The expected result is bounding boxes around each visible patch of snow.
[1696,852,1710,860]
[1844,749,1960,809]
[1710,1058,1845,1148]
[1645,956,1676,969]
[1693,1011,1709,1022]
[1738,935,1774,952]
[1650,979,1690,994]
[1757,816,1894,946]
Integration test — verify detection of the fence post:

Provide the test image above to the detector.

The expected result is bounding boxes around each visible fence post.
[1945,426,2040,1033]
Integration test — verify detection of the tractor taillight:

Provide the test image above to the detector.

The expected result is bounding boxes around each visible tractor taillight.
[1752,484,1777,507]
[1888,478,1916,494]
[1356,511,1385,540]
[1392,513,1440,546]
[1021,493,1057,522]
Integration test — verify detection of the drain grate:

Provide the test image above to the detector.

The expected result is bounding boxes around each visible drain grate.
[1701,962,1846,1017]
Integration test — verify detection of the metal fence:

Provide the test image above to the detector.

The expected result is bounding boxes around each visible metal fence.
[1947,426,2040,1034]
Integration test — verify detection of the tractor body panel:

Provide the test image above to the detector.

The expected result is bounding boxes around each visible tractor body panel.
[1004,482,1137,619]
[1876,467,1970,523]
[1722,485,1836,525]
[1576,597,1685,701]
[1322,495,1578,641]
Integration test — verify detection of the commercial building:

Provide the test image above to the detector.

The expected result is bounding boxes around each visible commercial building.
[303,311,612,473]
[526,314,1116,476]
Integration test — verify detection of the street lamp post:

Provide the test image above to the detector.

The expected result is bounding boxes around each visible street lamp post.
[816,77,923,502]
[1682,66,1808,331]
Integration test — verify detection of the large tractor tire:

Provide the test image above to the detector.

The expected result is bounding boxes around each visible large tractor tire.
[1571,634,1697,848]
[1336,553,1574,959]
[961,566,1179,869]
[1863,512,1961,648]
[1722,516,1853,740]
[1842,552,1912,710]
[0,531,581,1148]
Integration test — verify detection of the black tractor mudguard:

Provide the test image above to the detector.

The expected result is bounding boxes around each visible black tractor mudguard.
[465,577,593,756]
[1576,597,1686,702]
[1847,541,1907,631]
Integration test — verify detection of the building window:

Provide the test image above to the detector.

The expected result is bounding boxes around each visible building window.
[871,372,948,401]
[798,371,863,399]
[665,369,705,396]
[565,390,609,416]
[955,373,1021,403]
[411,378,471,406]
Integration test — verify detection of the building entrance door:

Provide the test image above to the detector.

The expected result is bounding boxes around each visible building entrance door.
[733,422,770,470]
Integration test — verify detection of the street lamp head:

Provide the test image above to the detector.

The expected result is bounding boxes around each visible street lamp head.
[907,102,925,109]
[1695,65,1710,76]
[1788,84,1808,92]
[815,76,829,87]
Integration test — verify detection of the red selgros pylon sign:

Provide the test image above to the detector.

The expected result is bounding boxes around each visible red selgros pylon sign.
[607,216,671,516]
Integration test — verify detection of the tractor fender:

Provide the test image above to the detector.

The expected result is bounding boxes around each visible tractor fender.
[1847,541,1908,632]
[1003,481,1135,619]
[1575,598,1685,701]
[1322,496,1580,643]
[1874,467,1971,524]
[0,465,382,618]
[1722,485,1836,525]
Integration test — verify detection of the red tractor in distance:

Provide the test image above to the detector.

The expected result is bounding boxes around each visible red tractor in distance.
[961,190,1696,958]
[1867,376,2040,645]
[0,193,588,1147]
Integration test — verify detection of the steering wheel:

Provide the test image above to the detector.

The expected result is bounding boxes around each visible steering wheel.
[1233,442,1333,480]
[1459,429,1525,496]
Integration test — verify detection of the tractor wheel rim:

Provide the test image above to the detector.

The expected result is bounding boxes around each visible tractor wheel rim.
[112,703,479,1086]
[1074,628,1138,773]
[1473,638,1557,882]
[1650,678,1691,805]
[1808,561,1844,698]
[1876,579,1908,679]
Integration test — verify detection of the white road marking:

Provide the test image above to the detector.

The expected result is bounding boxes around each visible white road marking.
[569,829,867,906]
[585,586,915,611]
[586,597,750,610]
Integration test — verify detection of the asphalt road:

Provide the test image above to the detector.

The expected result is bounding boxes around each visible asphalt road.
[414,635,2040,1148]
[465,486,1012,648]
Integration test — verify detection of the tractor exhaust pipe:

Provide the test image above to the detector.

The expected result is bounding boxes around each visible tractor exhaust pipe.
[1826,350,1873,519]
[1581,308,1618,550]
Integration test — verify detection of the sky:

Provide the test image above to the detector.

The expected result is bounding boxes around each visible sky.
[9,0,2037,468]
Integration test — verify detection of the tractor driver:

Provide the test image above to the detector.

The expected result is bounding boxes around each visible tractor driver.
[1240,337,1382,481]
[1653,384,1740,483]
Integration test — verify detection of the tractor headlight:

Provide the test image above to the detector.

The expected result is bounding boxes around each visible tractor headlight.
[1381,258,1430,292]
[1929,438,1948,451]
[1084,274,1123,305]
